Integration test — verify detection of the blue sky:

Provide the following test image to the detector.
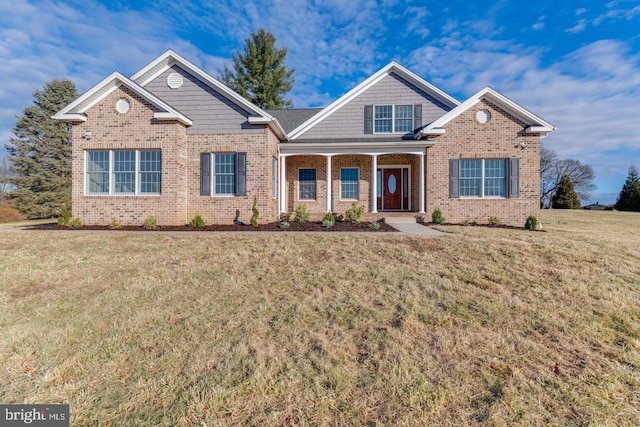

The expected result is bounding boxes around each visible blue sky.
[1,0,639,204]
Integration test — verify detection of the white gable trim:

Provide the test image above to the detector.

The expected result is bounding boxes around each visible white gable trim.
[287,61,460,140]
[421,87,556,136]
[130,49,285,138]
[53,71,193,126]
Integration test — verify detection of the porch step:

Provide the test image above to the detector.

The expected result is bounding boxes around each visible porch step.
[383,215,420,224]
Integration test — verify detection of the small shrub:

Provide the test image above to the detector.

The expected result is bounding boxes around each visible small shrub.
[278,221,290,229]
[293,204,310,223]
[432,209,444,224]
[369,221,381,230]
[488,216,501,226]
[322,212,335,228]
[345,202,365,223]
[67,217,82,228]
[525,215,538,231]
[143,216,157,230]
[188,214,206,228]
[251,197,259,227]
[58,197,72,225]
[108,218,123,230]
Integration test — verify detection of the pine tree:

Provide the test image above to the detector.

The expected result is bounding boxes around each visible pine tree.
[551,174,581,209]
[219,29,295,109]
[5,79,77,217]
[614,165,640,212]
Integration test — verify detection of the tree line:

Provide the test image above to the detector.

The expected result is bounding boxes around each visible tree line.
[2,29,640,216]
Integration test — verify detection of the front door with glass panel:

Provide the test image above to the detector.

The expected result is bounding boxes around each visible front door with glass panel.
[377,167,410,210]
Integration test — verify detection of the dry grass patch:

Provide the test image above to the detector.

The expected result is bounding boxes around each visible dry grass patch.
[1,210,639,426]
[0,201,23,223]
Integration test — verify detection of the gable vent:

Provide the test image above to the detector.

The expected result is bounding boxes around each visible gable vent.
[167,72,184,89]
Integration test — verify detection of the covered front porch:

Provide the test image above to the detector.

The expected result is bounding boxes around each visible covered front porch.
[277,141,434,217]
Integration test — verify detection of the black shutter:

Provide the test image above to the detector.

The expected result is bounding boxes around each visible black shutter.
[364,105,373,134]
[413,104,422,130]
[508,157,520,198]
[236,152,247,196]
[200,152,211,196]
[449,159,460,198]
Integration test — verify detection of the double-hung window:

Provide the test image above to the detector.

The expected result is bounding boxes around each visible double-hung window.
[453,159,510,198]
[374,105,413,133]
[298,168,316,200]
[86,150,161,195]
[199,152,246,197]
[214,153,236,195]
[340,168,359,200]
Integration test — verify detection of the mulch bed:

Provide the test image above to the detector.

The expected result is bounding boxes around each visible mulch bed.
[30,221,398,232]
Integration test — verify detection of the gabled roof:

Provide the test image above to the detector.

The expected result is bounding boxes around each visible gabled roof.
[53,72,193,126]
[287,61,461,140]
[420,87,556,137]
[130,49,285,138]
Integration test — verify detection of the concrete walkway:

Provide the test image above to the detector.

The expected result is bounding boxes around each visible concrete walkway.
[384,216,445,236]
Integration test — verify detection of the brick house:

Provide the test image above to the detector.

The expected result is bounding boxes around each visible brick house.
[53,50,555,227]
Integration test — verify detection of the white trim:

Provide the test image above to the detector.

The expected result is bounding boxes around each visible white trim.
[279,141,431,157]
[371,155,378,213]
[288,61,460,140]
[85,149,162,196]
[279,156,286,213]
[339,167,360,201]
[419,153,425,213]
[53,72,192,126]
[377,165,412,211]
[373,104,414,134]
[458,158,508,199]
[272,157,278,199]
[421,87,556,136]
[211,152,237,196]
[129,49,285,139]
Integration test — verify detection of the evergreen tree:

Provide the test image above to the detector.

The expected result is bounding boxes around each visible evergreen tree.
[614,165,640,211]
[5,79,77,217]
[219,29,295,109]
[551,174,581,209]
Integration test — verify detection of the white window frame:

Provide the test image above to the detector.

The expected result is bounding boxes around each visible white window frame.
[459,159,507,199]
[85,150,161,196]
[374,104,413,134]
[298,168,317,201]
[340,167,359,200]
[212,153,236,196]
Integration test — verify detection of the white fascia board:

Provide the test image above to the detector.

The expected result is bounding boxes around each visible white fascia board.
[130,49,273,121]
[525,125,554,133]
[53,71,122,120]
[278,140,435,156]
[424,87,556,133]
[52,70,192,126]
[248,116,286,139]
[154,112,193,126]
[421,128,446,135]
[288,61,460,140]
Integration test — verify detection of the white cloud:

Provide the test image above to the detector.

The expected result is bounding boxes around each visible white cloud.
[565,19,587,33]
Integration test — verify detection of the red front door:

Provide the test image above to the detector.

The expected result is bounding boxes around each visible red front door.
[382,169,402,210]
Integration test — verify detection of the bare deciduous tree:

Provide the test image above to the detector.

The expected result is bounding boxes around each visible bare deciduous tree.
[540,146,596,208]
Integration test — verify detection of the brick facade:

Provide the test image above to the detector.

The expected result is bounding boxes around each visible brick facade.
[71,86,279,226]
[425,100,540,226]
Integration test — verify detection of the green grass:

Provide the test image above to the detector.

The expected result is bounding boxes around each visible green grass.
[1,210,639,426]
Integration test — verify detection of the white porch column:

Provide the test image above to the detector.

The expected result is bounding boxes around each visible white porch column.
[419,152,425,213]
[371,154,378,213]
[326,155,332,213]
[279,155,286,213]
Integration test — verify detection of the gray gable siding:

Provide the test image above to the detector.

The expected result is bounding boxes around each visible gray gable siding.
[298,73,452,140]
[144,65,262,134]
